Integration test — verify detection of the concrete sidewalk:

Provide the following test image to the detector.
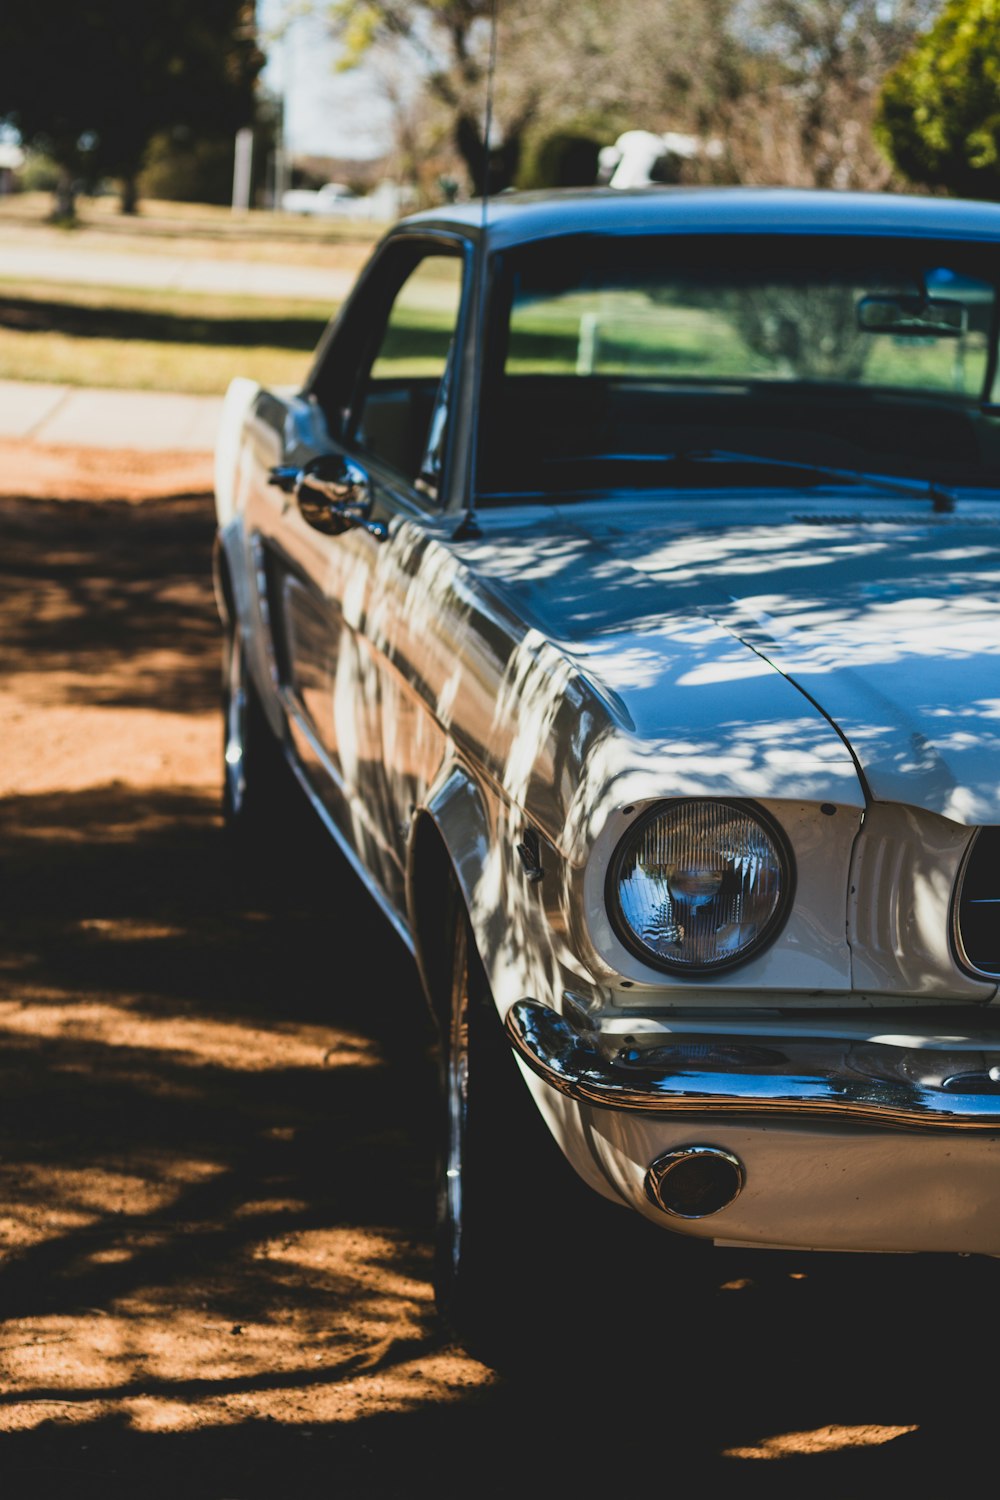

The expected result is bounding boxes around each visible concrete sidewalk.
[0,229,365,452]
[0,239,361,302]
[0,378,223,451]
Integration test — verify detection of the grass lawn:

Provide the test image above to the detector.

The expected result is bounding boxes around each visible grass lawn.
[0,279,334,394]
[0,191,385,264]
[0,193,384,393]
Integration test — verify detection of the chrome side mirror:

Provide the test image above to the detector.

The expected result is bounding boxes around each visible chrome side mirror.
[296,455,368,534]
[268,455,388,541]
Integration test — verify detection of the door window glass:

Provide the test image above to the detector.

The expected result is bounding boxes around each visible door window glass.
[354,253,464,492]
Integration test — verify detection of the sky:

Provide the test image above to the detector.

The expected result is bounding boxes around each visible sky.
[258,0,394,160]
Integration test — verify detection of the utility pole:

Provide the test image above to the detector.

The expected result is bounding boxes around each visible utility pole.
[273,93,289,209]
[232,126,254,212]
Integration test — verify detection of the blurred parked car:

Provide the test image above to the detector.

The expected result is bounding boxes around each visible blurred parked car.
[214,186,1000,1360]
[281,181,358,216]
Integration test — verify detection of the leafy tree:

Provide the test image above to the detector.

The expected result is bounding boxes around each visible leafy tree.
[139,126,272,207]
[723,0,943,190]
[521,130,605,190]
[326,0,538,194]
[320,1,940,198]
[324,0,748,194]
[734,285,871,380]
[877,0,1000,197]
[0,1,264,215]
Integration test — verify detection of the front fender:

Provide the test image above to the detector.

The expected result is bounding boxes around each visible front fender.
[214,376,260,529]
[423,764,491,914]
[406,764,495,1026]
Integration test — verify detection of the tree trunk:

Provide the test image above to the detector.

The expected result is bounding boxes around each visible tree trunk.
[455,111,523,197]
[51,168,77,222]
[119,173,139,215]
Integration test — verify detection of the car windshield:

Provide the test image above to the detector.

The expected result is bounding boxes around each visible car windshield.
[476,234,1000,501]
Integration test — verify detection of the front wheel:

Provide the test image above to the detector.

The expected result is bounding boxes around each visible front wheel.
[433,901,611,1365]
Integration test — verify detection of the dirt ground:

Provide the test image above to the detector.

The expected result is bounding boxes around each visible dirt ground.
[0,443,997,1497]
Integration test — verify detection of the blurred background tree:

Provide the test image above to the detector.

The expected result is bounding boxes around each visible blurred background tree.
[324,0,945,197]
[326,0,751,193]
[877,0,1000,197]
[327,0,550,195]
[11,0,999,213]
[715,0,942,189]
[0,0,264,216]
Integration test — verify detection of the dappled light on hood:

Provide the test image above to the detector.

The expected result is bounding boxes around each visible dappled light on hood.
[460,503,1000,823]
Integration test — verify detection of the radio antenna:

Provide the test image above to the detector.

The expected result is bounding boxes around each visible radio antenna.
[452,0,499,541]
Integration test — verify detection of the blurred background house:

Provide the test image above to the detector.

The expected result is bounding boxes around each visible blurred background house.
[0,139,25,195]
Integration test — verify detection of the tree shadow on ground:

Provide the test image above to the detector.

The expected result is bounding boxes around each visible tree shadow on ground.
[2,782,996,1499]
[0,495,218,713]
[1,491,998,1497]
[0,774,434,1266]
[0,294,327,352]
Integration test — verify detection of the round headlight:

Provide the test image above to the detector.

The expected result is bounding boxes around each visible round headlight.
[607,800,792,975]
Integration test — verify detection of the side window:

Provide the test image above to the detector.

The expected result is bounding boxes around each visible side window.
[351,252,464,496]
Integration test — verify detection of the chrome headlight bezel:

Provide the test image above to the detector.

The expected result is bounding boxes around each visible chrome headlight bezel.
[605,798,795,977]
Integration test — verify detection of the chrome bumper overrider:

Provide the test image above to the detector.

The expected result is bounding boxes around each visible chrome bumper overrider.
[505,1000,1000,1132]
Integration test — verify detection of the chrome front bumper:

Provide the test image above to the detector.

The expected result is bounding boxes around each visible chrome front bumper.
[506,1000,1000,1132]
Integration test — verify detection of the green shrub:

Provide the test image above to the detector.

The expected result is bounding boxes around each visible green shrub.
[519,130,604,190]
[18,151,62,193]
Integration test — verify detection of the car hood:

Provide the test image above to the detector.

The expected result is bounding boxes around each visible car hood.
[460,494,1000,823]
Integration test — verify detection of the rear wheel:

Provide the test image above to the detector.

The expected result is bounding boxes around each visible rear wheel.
[221,620,293,846]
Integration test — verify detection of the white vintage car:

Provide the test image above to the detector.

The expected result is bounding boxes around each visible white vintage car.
[214,187,1000,1358]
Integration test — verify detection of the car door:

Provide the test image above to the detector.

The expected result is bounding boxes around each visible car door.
[264,235,469,916]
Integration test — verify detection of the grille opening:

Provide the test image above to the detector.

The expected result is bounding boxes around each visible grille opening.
[957,827,1000,978]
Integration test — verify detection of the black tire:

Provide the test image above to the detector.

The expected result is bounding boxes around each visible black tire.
[433,894,616,1366]
[221,620,294,848]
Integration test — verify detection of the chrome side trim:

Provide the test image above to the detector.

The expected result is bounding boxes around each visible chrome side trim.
[505,999,1000,1132]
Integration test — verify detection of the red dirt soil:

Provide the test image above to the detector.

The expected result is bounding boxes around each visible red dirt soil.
[0,442,990,1498]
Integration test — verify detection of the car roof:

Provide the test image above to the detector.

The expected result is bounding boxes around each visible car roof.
[399,185,1000,250]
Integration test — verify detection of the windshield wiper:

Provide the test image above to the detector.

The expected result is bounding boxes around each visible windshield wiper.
[673,448,957,513]
[540,449,958,509]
